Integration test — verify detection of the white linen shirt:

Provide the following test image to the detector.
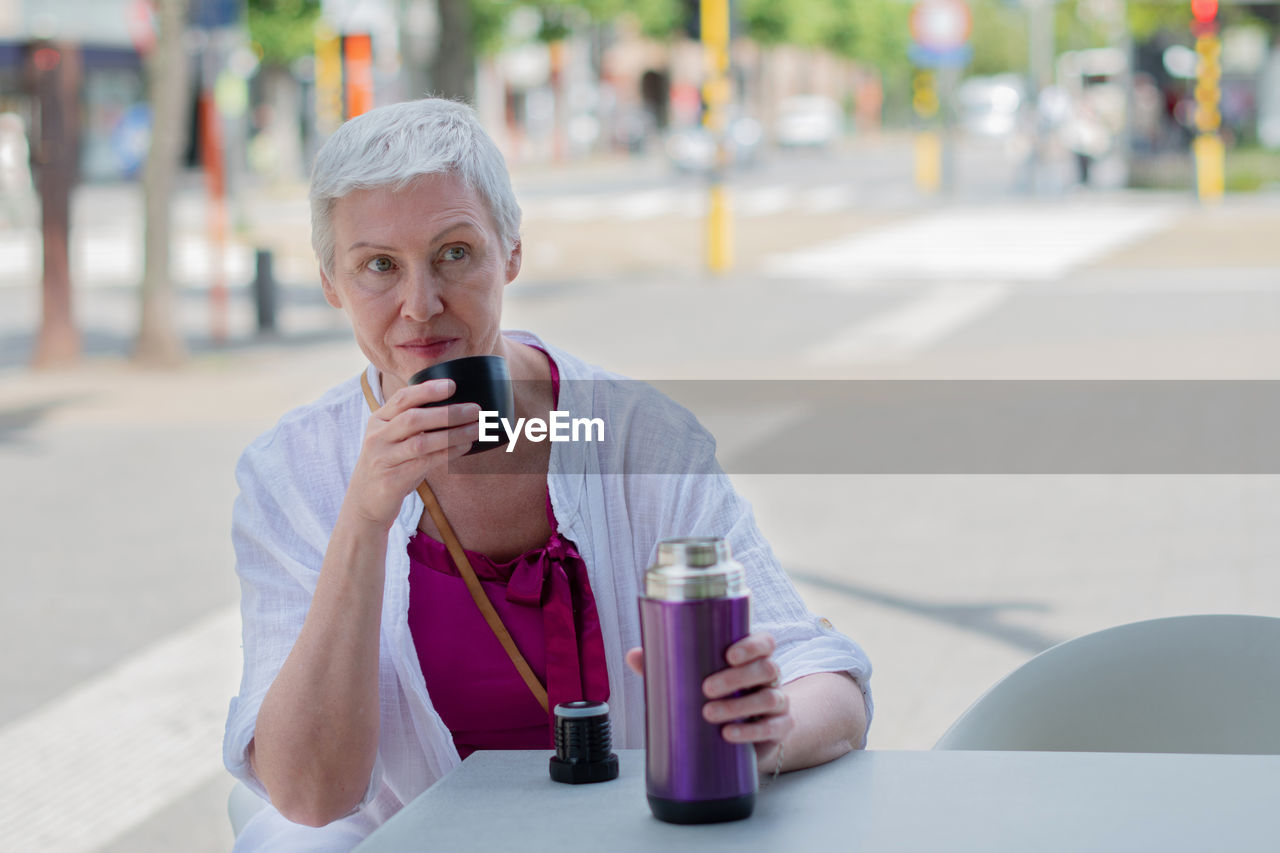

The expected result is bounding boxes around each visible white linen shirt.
[224,331,873,850]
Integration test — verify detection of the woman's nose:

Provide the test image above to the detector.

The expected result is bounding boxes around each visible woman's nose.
[399,267,444,321]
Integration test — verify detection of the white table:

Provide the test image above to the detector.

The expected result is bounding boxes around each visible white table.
[354,749,1280,852]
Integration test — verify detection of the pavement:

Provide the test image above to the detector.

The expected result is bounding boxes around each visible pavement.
[2,149,1280,851]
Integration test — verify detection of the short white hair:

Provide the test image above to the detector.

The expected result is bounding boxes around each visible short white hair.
[310,98,521,277]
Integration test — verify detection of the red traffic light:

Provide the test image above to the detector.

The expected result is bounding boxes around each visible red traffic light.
[32,46,62,71]
[1191,0,1218,23]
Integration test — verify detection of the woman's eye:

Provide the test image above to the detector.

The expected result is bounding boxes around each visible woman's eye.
[441,246,467,262]
[366,256,395,273]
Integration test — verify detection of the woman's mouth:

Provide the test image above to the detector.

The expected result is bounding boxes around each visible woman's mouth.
[397,338,458,360]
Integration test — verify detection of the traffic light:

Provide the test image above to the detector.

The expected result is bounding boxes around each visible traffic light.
[1192,0,1222,138]
[30,45,62,72]
[1191,0,1218,37]
[912,70,939,120]
[1190,0,1218,24]
[1194,33,1221,133]
[1190,0,1224,202]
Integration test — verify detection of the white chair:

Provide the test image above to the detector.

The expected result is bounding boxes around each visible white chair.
[228,780,268,838]
[935,614,1280,754]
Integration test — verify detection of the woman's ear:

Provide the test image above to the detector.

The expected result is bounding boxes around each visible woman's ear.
[504,239,523,284]
[320,268,342,309]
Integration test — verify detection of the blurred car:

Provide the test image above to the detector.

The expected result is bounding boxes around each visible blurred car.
[774,95,842,148]
[664,116,762,173]
[1261,48,1280,150]
[957,74,1026,138]
[611,107,655,154]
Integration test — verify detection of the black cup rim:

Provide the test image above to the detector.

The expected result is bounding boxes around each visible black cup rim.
[408,355,509,388]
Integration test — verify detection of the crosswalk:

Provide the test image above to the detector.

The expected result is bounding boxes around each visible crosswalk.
[522,186,1181,286]
[0,189,1180,295]
[524,188,1182,288]
[0,182,902,290]
[0,607,240,852]
[764,204,1179,283]
[519,182,920,223]
[771,202,1178,366]
[0,227,256,290]
[803,283,1013,364]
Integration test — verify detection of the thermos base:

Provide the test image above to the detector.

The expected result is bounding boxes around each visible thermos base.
[647,793,755,824]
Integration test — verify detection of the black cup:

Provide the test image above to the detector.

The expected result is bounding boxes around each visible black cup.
[408,355,514,455]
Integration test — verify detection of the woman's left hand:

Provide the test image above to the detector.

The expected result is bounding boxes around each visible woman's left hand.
[625,632,793,772]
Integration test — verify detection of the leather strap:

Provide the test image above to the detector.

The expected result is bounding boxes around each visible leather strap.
[361,372,549,714]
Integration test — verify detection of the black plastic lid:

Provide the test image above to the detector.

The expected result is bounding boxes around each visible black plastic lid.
[549,752,619,784]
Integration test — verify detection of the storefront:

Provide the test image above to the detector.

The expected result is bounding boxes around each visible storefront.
[0,0,156,182]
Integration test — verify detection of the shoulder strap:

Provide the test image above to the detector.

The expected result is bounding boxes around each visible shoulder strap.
[360,372,549,714]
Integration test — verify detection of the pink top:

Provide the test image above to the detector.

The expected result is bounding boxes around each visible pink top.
[406,351,610,759]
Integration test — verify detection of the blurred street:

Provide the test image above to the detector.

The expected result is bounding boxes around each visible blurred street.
[3,139,1280,851]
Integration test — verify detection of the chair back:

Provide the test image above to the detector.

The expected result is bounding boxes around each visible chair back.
[935,614,1280,754]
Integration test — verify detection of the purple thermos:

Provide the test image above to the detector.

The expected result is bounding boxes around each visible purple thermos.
[640,537,756,824]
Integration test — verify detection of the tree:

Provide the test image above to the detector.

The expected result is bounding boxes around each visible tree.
[740,0,909,71]
[27,40,82,367]
[432,0,479,101]
[969,0,1028,77]
[134,0,192,366]
[247,0,319,180]
[248,0,322,64]
[422,0,686,101]
[427,0,651,102]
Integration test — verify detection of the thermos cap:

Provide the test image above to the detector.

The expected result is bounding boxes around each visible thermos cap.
[645,537,748,601]
[549,701,619,785]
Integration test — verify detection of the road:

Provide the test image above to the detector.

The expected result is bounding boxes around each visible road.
[2,140,1279,851]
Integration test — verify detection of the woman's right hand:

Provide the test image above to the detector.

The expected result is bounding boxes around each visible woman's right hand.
[345,378,481,528]
[253,381,476,825]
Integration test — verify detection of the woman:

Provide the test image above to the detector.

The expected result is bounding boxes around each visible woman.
[223,98,872,850]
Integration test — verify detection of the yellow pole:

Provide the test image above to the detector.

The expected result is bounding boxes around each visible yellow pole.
[914,131,942,194]
[702,0,732,274]
[1193,31,1224,203]
[1193,134,1225,203]
[912,69,941,195]
[315,22,343,136]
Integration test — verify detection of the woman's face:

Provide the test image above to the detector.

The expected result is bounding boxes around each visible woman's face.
[321,172,521,396]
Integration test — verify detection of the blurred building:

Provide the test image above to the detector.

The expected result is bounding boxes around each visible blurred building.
[0,0,892,187]
[0,0,149,182]
[474,15,867,165]
[0,0,251,185]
